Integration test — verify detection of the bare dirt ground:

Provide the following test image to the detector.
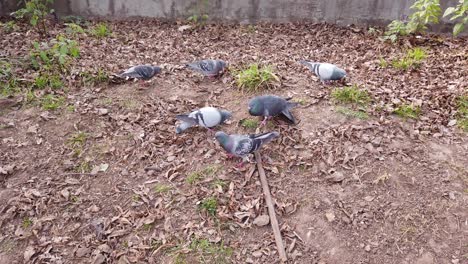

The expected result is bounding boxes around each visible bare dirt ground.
[1,19,467,264]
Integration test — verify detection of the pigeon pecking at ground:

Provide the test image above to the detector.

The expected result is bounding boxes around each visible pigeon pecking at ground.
[116,65,162,86]
[299,60,346,84]
[248,95,299,126]
[215,131,280,167]
[186,59,227,78]
[176,107,232,134]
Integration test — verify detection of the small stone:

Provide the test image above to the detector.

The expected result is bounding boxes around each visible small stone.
[167,156,176,162]
[326,171,345,183]
[364,245,371,252]
[97,108,109,115]
[61,189,70,200]
[89,205,100,213]
[253,215,270,226]
[246,257,254,263]
[97,244,111,254]
[447,120,457,127]
[252,250,262,258]
[325,211,335,222]
[76,247,90,257]
[342,216,351,224]
[451,259,459,264]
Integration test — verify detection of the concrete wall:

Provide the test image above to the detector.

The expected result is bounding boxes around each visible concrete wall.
[1,0,461,32]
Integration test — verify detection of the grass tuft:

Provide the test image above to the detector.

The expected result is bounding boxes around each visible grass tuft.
[90,23,111,38]
[235,63,279,92]
[390,47,427,70]
[336,106,369,119]
[331,85,371,106]
[393,104,421,119]
[154,183,172,194]
[240,118,258,129]
[40,94,65,110]
[186,164,222,184]
[190,238,233,262]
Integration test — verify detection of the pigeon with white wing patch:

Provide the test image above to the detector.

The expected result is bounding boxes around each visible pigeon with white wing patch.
[176,107,232,134]
[299,61,346,84]
[215,131,280,167]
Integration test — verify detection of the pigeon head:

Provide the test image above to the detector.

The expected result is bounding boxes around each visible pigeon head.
[248,98,263,116]
[219,60,227,68]
[215,131,229,145]
[220,110,232,122]
[152,66,162,74]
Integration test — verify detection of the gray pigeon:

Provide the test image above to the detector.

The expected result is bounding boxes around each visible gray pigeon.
[118,65,161,80]
[299,61,346,83]
[215,131,280,166]
[248,95,298,125]
[186,59,227,77]
[176,107,232,134]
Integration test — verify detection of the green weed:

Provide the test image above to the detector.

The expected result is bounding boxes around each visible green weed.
[90,23,111,38]
[65,22,85,37]
[331,85,371,106]
[199,197,217,216]
[30,35,80,72]
[394,104,421,119]
[379,57,389,68]
[235,63,280,92]
[22,217,33,229]
[11,0,55,35]
[1,21,19,33]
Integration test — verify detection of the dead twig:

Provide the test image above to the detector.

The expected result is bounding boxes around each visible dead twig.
[254,151,287,262]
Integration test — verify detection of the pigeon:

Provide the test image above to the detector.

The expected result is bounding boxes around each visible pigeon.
[299,61,346,83]
[248,95,298,126]
[176,107,232,134]
[215,131,280,167]
[118,65,162,80]
[186,59,227,77]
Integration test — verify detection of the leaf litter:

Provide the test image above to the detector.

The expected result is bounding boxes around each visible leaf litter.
[0,18,467,263]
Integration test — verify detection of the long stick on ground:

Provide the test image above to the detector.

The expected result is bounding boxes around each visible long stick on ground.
[254,151,287,262]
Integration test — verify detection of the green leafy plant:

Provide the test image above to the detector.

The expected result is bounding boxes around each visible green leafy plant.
[30,35,80,72]
[331,85,371,106]
[11,0,55,35]
[187,14,209,26]
[394,104,421,119]
[1,21,20,33]
[383,0,441,42]
[379,57,389,68]
[0,61,21,97]
[199,197,217,216]
[187,0,210,27]
[443,0,468,36]
[90,23,111,38]
[235,63,280,92]
[65,22,85,37]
